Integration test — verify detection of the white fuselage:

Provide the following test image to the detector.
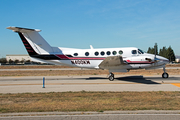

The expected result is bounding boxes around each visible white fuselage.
[35,47,169,72]
[6,26,169,74]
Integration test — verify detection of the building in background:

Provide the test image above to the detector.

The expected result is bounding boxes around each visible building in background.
[5,55,51,65]
[175,56,180,63]
[6,54,30,62]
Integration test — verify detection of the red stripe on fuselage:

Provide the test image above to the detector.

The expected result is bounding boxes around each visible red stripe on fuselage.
[55,55,153,64]
[70,57,105,60]
[126,60,153,64]
[55,54,105,60]
[56,55,69,59]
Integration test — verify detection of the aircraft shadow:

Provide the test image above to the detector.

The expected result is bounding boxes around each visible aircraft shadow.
[86,76,160,84]
[145,77,180,81]
[86,77,107,80]
[116,76,160,84]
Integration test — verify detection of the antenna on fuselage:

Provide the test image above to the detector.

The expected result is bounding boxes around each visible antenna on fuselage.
[90,45,94,49]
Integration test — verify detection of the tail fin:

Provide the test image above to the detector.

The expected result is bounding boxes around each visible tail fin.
[7,27,54,56]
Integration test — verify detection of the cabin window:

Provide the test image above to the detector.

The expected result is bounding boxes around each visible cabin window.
[106,51,111,55]
[132,50,137,54]
[138,49,144,54]
[119,50,123,55]
[95,52,99,56]
[101,51,105,56]
[85,52,89,56]
[74,53,78,56]
[112,51,117,55]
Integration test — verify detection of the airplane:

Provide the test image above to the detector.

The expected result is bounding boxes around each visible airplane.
[7,26,169,81]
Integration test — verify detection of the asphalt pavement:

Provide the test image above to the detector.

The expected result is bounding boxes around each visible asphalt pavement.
[1,111,180,120]
[0,75,180,93]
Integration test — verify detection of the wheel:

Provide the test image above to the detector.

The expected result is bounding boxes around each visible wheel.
[109,75,114,81]
[162,73,169,78]
[109,73,114,81]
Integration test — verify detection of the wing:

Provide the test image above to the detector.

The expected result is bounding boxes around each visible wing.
[98,56,131,72]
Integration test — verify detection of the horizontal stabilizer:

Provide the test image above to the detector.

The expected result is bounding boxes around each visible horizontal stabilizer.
[7,26,41,33]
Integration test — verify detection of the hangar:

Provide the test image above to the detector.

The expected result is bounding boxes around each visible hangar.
[6,54,30,62]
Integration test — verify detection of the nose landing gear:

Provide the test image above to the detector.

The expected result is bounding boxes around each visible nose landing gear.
[162,67,169,78]
[108,72,114,81]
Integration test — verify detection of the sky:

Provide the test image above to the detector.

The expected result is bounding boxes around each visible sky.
[0,0,180,57]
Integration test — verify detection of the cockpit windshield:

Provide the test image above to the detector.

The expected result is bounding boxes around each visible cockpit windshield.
[138,49,145,54]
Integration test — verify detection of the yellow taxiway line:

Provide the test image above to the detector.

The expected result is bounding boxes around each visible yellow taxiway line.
[171,83,180,88]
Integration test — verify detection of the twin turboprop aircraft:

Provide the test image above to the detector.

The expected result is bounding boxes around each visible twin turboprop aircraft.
[7,26,169,81]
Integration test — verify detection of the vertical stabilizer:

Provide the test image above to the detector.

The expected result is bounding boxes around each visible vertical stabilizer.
[7,27,54,56]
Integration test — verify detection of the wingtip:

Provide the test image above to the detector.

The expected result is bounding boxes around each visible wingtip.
[6,26,18,32]
[6,26,14,29]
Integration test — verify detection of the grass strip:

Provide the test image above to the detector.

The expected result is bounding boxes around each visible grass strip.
[0,91,180,113]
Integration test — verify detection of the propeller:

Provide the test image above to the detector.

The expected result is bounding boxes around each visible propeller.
[145,43,159,63]
[154,43,157,62]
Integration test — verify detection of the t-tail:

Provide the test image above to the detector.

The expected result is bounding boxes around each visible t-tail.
[7,27,54,56]
[7,26,63,64]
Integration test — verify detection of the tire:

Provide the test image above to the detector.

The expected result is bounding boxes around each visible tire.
[162,73,169,78]
[109,75,114,81]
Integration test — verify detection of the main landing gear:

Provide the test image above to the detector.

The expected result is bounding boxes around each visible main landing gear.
[108,67,169,81]
[108,72,114,81]
[162,67,169,78]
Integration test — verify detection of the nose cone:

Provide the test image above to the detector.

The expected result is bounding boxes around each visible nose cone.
[156,55,169,64]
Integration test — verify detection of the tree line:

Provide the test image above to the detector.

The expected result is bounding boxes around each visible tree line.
[147,43,176,62]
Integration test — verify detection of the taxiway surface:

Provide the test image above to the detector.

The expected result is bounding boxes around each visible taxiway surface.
[0,75,180,93]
